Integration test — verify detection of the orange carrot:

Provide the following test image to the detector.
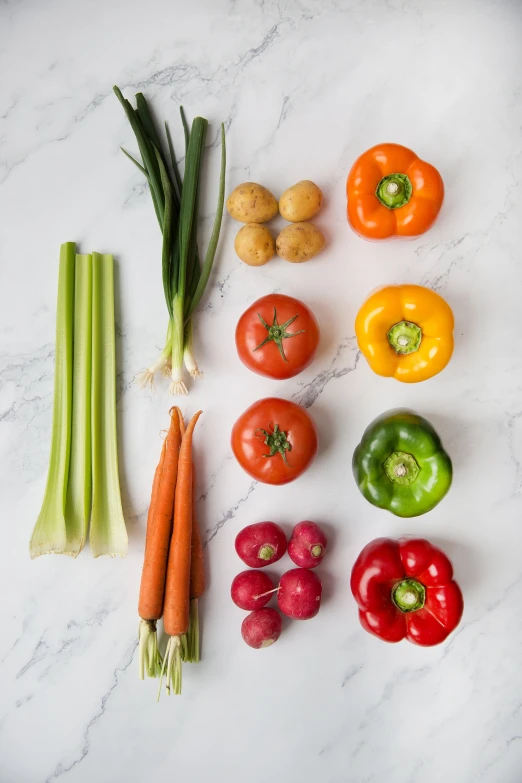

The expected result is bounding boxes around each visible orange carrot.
[190,464,205,599]
[159,410,201,696]
[139,408,181,622]
[181,464,206,664]
[163,411,201,635]
[144,437,166,550]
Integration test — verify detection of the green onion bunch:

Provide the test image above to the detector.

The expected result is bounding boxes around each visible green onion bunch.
[114,87,226,394]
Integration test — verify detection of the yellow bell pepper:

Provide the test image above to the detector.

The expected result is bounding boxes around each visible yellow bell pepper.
[355,285,454,383]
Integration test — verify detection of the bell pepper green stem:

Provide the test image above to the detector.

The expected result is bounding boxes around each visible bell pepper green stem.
[387,320,422,354]
[392,578,425,613]
[376,173,412,209]
[384,451,420,485]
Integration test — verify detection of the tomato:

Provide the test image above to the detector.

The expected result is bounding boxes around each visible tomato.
[231,397,318,485]
[235,294,320,380]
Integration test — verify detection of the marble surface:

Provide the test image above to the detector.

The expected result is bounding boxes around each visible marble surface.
[2,0,522,780]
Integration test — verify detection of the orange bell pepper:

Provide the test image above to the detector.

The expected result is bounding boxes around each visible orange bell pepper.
[347,143,444,240]
[355,285,454,383]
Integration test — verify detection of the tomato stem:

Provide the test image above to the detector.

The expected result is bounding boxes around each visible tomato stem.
[255,423,293,466]
[253,308,305,363]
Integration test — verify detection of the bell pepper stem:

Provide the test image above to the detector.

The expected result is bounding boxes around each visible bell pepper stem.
[387,320,422,355]
[376,173,412,209]
[384,451,420,486]
[392,578,425,613]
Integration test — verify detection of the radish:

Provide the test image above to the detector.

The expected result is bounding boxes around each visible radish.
[277,568,322,620]
[231,570,274,611]
[288,521,327,568]
[235,521,287,568]
[241,608,282,648]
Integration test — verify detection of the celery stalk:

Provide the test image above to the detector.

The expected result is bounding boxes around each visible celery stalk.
[90,253,128,557]
[64,254,93,556]
[30,243,76,558]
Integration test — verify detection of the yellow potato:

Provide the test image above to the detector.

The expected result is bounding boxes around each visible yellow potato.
[234,224,275,266]
[227,182,278,223]
[276,222,325,263]
[279,180,323,222]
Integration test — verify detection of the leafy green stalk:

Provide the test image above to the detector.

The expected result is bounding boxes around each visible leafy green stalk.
[114,87,227,393]
[64,254,93,556]
[30,243,76,558]
[113,86,165,228]
[169,118,207,392]
[185,124,226,320]
[90,253,128,557]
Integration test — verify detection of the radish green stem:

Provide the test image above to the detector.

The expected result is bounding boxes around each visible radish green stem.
[254,587,280,600]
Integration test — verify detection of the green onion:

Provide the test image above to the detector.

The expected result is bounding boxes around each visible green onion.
[90,253,128,557]
[64,254,93,556]
[29,243,75,558]
[114,87,226,394]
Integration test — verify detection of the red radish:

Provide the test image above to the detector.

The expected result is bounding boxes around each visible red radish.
[278,568,322,620]
[231,570,274,611]
[235,522,287,568]
[241,608,282,649]
[288,521,327,568]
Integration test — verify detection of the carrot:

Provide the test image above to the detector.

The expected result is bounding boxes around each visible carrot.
[145,437,166,549]
[159,410,202,697]
[190,465,205,598]
[138,409,181,680]
[182,463,205,663]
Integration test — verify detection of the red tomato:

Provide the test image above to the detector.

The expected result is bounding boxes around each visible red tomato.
[235,294,320,380]
[231,397,318,485]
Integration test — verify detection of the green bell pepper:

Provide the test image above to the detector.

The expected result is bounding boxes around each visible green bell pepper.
[353,409,452,518]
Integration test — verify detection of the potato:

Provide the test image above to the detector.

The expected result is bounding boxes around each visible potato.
[234,224,275,266]
[276,222,325,263]
[279,180,323,222]
[227,182,278,223]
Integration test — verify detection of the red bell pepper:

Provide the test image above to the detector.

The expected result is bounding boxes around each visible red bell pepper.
[350,537,463,646]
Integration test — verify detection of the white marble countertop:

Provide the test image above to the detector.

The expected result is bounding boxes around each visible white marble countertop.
[2,0,522,781]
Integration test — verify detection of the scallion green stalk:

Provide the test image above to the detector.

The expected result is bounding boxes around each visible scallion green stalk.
[114,87,226,394]
[30,243,75,558]
[64,254,93,556]
[90,253,128,557]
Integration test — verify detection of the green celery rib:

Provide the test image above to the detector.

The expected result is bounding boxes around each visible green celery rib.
[186,123,226,320]
[64,254,92,556]
[90,253,128,557]
[30,242,76,558]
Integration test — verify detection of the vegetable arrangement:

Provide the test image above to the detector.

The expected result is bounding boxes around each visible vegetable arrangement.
[227,180,326,265]
[30,243,127,558]
[138,408,204,696]
[232,521,328,648]
[114,87,226,394]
